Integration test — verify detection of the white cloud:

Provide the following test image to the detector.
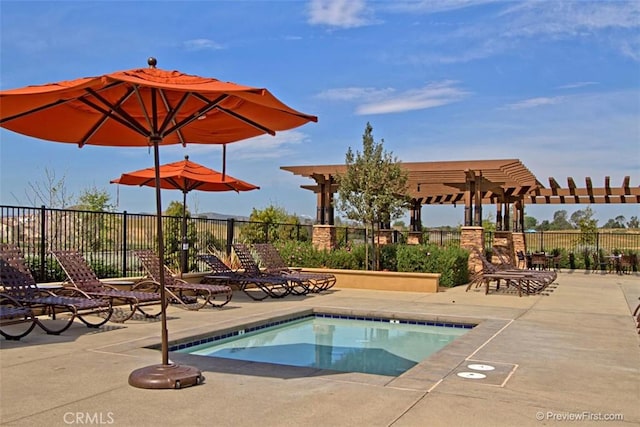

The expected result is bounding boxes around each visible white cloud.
[386,0,501,14]
[170,131,310,161]
[307,0,375,28]
[316,81,470,114]
[505,96,565,110]
[501,2,640,38]
[183,39,224,51]
[556,82,598,90]
[316,87,395,101]
[357,81,470,114]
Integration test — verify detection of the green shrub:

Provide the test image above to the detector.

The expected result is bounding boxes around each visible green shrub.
[396,244,469,287]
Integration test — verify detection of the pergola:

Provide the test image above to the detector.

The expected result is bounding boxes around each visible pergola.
[281,159,639,231]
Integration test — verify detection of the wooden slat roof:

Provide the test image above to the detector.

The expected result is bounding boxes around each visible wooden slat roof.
[281,159,639,205]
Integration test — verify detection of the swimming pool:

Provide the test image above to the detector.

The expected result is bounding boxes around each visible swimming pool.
[174,314,472,376]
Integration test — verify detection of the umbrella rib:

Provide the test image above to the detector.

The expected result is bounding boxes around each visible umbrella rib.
[81,88,150,138]
[0,80,122,125]
[163,94,229,137]
[158,90,188,146]
[215,106,276,135]
[0,98,70,124]
[165,177,186,191]
[79,87,140,146]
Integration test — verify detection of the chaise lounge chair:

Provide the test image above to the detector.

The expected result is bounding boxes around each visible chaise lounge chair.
[0,243,113,335]
[232,243,306,298]
[134,250,232,309]
[467,248,556,296]
[198,252,292,301]
[252,243,337,292]
[52,250,164,323]
[0,292,37,340]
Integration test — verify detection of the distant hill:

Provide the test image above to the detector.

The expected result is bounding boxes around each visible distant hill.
[195,212,250,221]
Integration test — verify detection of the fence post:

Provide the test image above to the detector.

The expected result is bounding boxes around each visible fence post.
[540,231,544,252]
[263,223,269,243]
[39,205,46,280]
[122,211,128,277]
[226,218,234,256]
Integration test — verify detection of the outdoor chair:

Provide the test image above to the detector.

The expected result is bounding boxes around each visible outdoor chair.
[467,248,556,296]
[516,250,527,269]
[0,292,37,340]
[619,254,635,275]
[134,250,232,309]
[0,243,113,335]
[252,243,337,292]
[592,252,609,273]
[52,250,164,322]
[530,253,549,270]
[232,243,306,298]
[197,252,292,301]
[492,247,558,283]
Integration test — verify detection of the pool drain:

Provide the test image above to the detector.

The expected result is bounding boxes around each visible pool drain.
[457,372,487,379]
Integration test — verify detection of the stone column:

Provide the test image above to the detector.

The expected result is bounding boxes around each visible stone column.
[376,229,393,246]
[461,226,485,274]
[312,225,336,251]
[407,231,423,245]
[512,232,526,257]
[492,230,514,264]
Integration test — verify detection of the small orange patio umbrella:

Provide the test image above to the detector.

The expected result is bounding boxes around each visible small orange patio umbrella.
[0,58,317,389]
[111,155,259,275]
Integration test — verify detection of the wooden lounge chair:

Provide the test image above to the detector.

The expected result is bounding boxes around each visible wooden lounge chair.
[0,292,37,340]
[0,243,113,335]
[467,248,556,296]
[252,243,337,292]
[197,252,292,301]
[52,250,164,323]
[232,243,302,298]
[134,250,232,309]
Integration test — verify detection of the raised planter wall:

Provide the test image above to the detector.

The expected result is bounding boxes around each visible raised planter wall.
[302,267,439,293]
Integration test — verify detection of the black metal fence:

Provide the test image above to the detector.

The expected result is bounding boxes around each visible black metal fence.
[0,205,367,281]
[2,205,638,281]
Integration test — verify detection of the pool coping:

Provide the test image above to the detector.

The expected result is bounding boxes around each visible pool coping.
[97,306,511,392]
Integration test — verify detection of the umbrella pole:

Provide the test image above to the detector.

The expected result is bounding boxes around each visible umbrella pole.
[128,137,204,390]
[181,191,188,278]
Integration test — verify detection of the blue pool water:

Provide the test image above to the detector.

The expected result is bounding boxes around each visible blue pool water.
[176,315,471,376]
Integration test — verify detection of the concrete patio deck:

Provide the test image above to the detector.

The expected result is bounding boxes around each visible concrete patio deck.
[1,271,639,426]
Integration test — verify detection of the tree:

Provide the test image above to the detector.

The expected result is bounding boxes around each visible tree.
[482,212,496,232]
[18,167,73,208]
[76,186,115,212]
[570,207,597,229]
[75,186,116,251]
[240,205,308,243]
[550,210,572,230]
[574,206,598,245]
[603,215,626,229]
[335,122,409,270]
[524,216,538,230]
[627,216,639,229]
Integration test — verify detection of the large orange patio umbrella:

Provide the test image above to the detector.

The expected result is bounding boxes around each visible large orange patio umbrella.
[111,155,259,276]
[0,58,317,389]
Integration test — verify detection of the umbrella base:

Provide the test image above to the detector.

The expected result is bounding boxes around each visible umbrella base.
[128,363,204,389]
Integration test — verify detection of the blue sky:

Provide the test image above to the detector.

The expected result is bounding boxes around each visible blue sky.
[1,0,639,227]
